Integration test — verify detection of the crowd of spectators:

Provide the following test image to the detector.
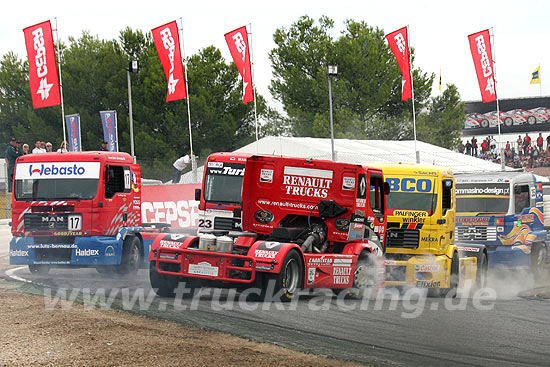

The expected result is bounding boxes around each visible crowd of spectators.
[459,133,550,169]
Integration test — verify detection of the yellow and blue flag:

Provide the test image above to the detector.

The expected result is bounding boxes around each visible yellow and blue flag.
[531,66,541,84]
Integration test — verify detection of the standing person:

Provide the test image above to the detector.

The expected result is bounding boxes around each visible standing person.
[546,134,550,150]
[537,133,544,151]
[57,141,68,153]
[471,137,478,156]
[45,142,53,152]
[32,140,45,154]
[4,138,23,192]
[22,143,29,155]
[490,136,497,154]
[172,153,191,184]
[481,139,489,154]
[505,141,511,151]
[465,140,472,155]
[524,133,531,153]
[517,135,523,156]
[99,141,108,151]
[458,141,464,154]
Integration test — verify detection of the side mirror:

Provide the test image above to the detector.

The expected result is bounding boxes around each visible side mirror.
[383,182,390,195]
[194,188,201,201]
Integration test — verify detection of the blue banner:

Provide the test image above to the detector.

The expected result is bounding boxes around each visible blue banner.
[99,110,118,152]
[65,114,82,151]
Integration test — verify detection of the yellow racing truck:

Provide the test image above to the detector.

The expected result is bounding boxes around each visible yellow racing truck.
[371,163,487,296]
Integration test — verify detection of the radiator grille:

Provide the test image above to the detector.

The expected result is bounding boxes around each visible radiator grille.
[456,226,497,241]
[386,229,419,249]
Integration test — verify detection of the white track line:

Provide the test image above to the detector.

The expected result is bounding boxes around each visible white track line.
[5,266,32,283]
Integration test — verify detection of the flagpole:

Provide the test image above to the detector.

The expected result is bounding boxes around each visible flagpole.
[53,17,67,148]
[540,63,542,97]
[178,18,196,182]
[491,27,504,171]
[247,23,259,148]
[407,26,419,163]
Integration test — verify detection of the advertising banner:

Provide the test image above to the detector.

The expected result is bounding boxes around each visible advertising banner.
[151,21,187,102]
[23,20,61,109]
[386,26,412,101]
[141,183,200,228]
[99,110,118,152]
[225,26,253,104]
[65,113,82,152]
[468,29,497,103]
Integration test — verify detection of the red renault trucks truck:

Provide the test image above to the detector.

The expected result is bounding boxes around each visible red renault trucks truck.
[150,154,389,301]
[9,151,162,275]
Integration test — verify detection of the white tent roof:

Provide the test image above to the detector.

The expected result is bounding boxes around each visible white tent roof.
[180,136,511,184]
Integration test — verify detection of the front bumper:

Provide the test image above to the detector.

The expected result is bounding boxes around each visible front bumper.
[384,254,477,288]
[154,247,257,284]
[9,236,123,266]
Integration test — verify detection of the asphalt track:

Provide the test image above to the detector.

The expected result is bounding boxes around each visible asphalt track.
[2,224,550,367]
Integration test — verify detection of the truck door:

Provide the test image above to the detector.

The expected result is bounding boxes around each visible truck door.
[101,165,134,234]
[368,172,386,245]
[439,178,454,252]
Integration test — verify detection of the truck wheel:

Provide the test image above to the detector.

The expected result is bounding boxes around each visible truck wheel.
[476,252,488,289]
[117,236,141,275]
[28,264,50,275]
[430,252,459,298]
[335,252,376,299]
[531,244,546,282]
[149,261,179,297]
[267,250,302,302]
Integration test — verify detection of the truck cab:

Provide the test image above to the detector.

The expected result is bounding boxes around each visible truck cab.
[10,152,147,274]
[372,163,482,294]
[455,172,547,274]
[150,155,389,300]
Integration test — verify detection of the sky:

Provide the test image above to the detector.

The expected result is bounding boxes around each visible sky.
[1,0,549,110]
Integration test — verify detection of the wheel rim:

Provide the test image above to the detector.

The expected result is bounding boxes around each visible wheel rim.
[129,243,140,267]
[283,258,299,295]
[354,260,373,289]
[529,117,536,124]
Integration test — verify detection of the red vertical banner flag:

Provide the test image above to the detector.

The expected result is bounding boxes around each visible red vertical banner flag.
[386,27,412,101]
[468,29,496,103]
[23,20,61,109]
[225,26,253,104]
[152,21,187,102]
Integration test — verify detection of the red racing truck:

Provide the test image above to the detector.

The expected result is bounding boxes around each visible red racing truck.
[150,155,389,301]
[9,151,163,275]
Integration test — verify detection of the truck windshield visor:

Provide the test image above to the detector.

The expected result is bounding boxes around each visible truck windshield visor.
[14,178,99,201]
[456,183,510,213]
[13,161,101,201]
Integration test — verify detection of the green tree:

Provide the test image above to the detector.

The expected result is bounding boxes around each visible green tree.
[417,84,465,149]
[269,16,434,140]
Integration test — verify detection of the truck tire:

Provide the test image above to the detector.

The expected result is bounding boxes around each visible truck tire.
[531,243,547,282]
[28,264,50,275]
[429,251,459,298]
[149,261,179,297]
[117,235,141,275]
[334,252,376,299]
[476,252,488,289]
[266,249,302,302]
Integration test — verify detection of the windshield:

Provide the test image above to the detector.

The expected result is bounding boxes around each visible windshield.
[456,182,510,213]
[387,192,437,213]
[14,178,99,201]
[204,162,245,203]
